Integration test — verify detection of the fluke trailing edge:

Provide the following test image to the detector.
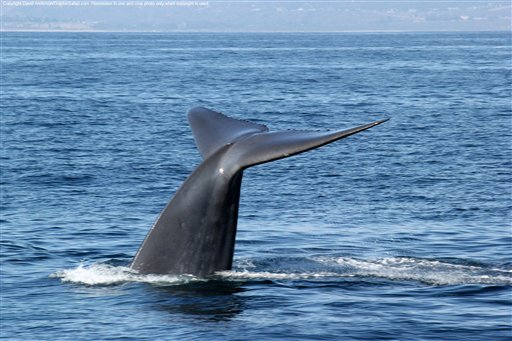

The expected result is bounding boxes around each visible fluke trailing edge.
[131,107,388,276]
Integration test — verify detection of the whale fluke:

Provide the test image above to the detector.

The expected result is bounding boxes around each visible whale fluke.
[131,107,387,276]
[188,107,269,160]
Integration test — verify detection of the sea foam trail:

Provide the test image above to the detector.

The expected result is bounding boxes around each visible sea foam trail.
[52,257,512,286]
[318,257,512,286]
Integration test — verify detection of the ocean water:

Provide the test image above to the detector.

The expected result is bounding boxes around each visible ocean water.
[1,32,511,340]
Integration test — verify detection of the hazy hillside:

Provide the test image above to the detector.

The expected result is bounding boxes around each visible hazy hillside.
[1,1,510,31]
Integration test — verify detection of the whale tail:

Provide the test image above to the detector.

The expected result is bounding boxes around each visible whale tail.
[188,106,388,169]
[131,107,387,276]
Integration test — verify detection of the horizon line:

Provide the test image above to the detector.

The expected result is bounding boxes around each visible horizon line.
[2,28,510,33]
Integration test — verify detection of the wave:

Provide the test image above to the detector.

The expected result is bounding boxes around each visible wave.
[52,256,512,286]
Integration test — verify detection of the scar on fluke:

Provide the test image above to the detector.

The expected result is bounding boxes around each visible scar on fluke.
[131,107,388,276]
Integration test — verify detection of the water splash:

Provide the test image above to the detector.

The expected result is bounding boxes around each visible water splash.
[51,263,203,286]
[53,256,512,286]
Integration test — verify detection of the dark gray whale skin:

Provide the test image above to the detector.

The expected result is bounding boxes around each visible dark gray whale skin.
[131,107,387,276]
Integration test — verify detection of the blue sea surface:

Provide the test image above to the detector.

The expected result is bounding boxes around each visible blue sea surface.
[1,32,511,340]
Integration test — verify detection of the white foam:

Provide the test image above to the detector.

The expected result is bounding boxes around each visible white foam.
[52,257,512,286]
[216,270,341,280]
[51,263,202,286]
[219,256,512,285]
[315,256,512,285]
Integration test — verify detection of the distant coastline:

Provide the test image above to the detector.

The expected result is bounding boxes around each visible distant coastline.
[2,1,509,33]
